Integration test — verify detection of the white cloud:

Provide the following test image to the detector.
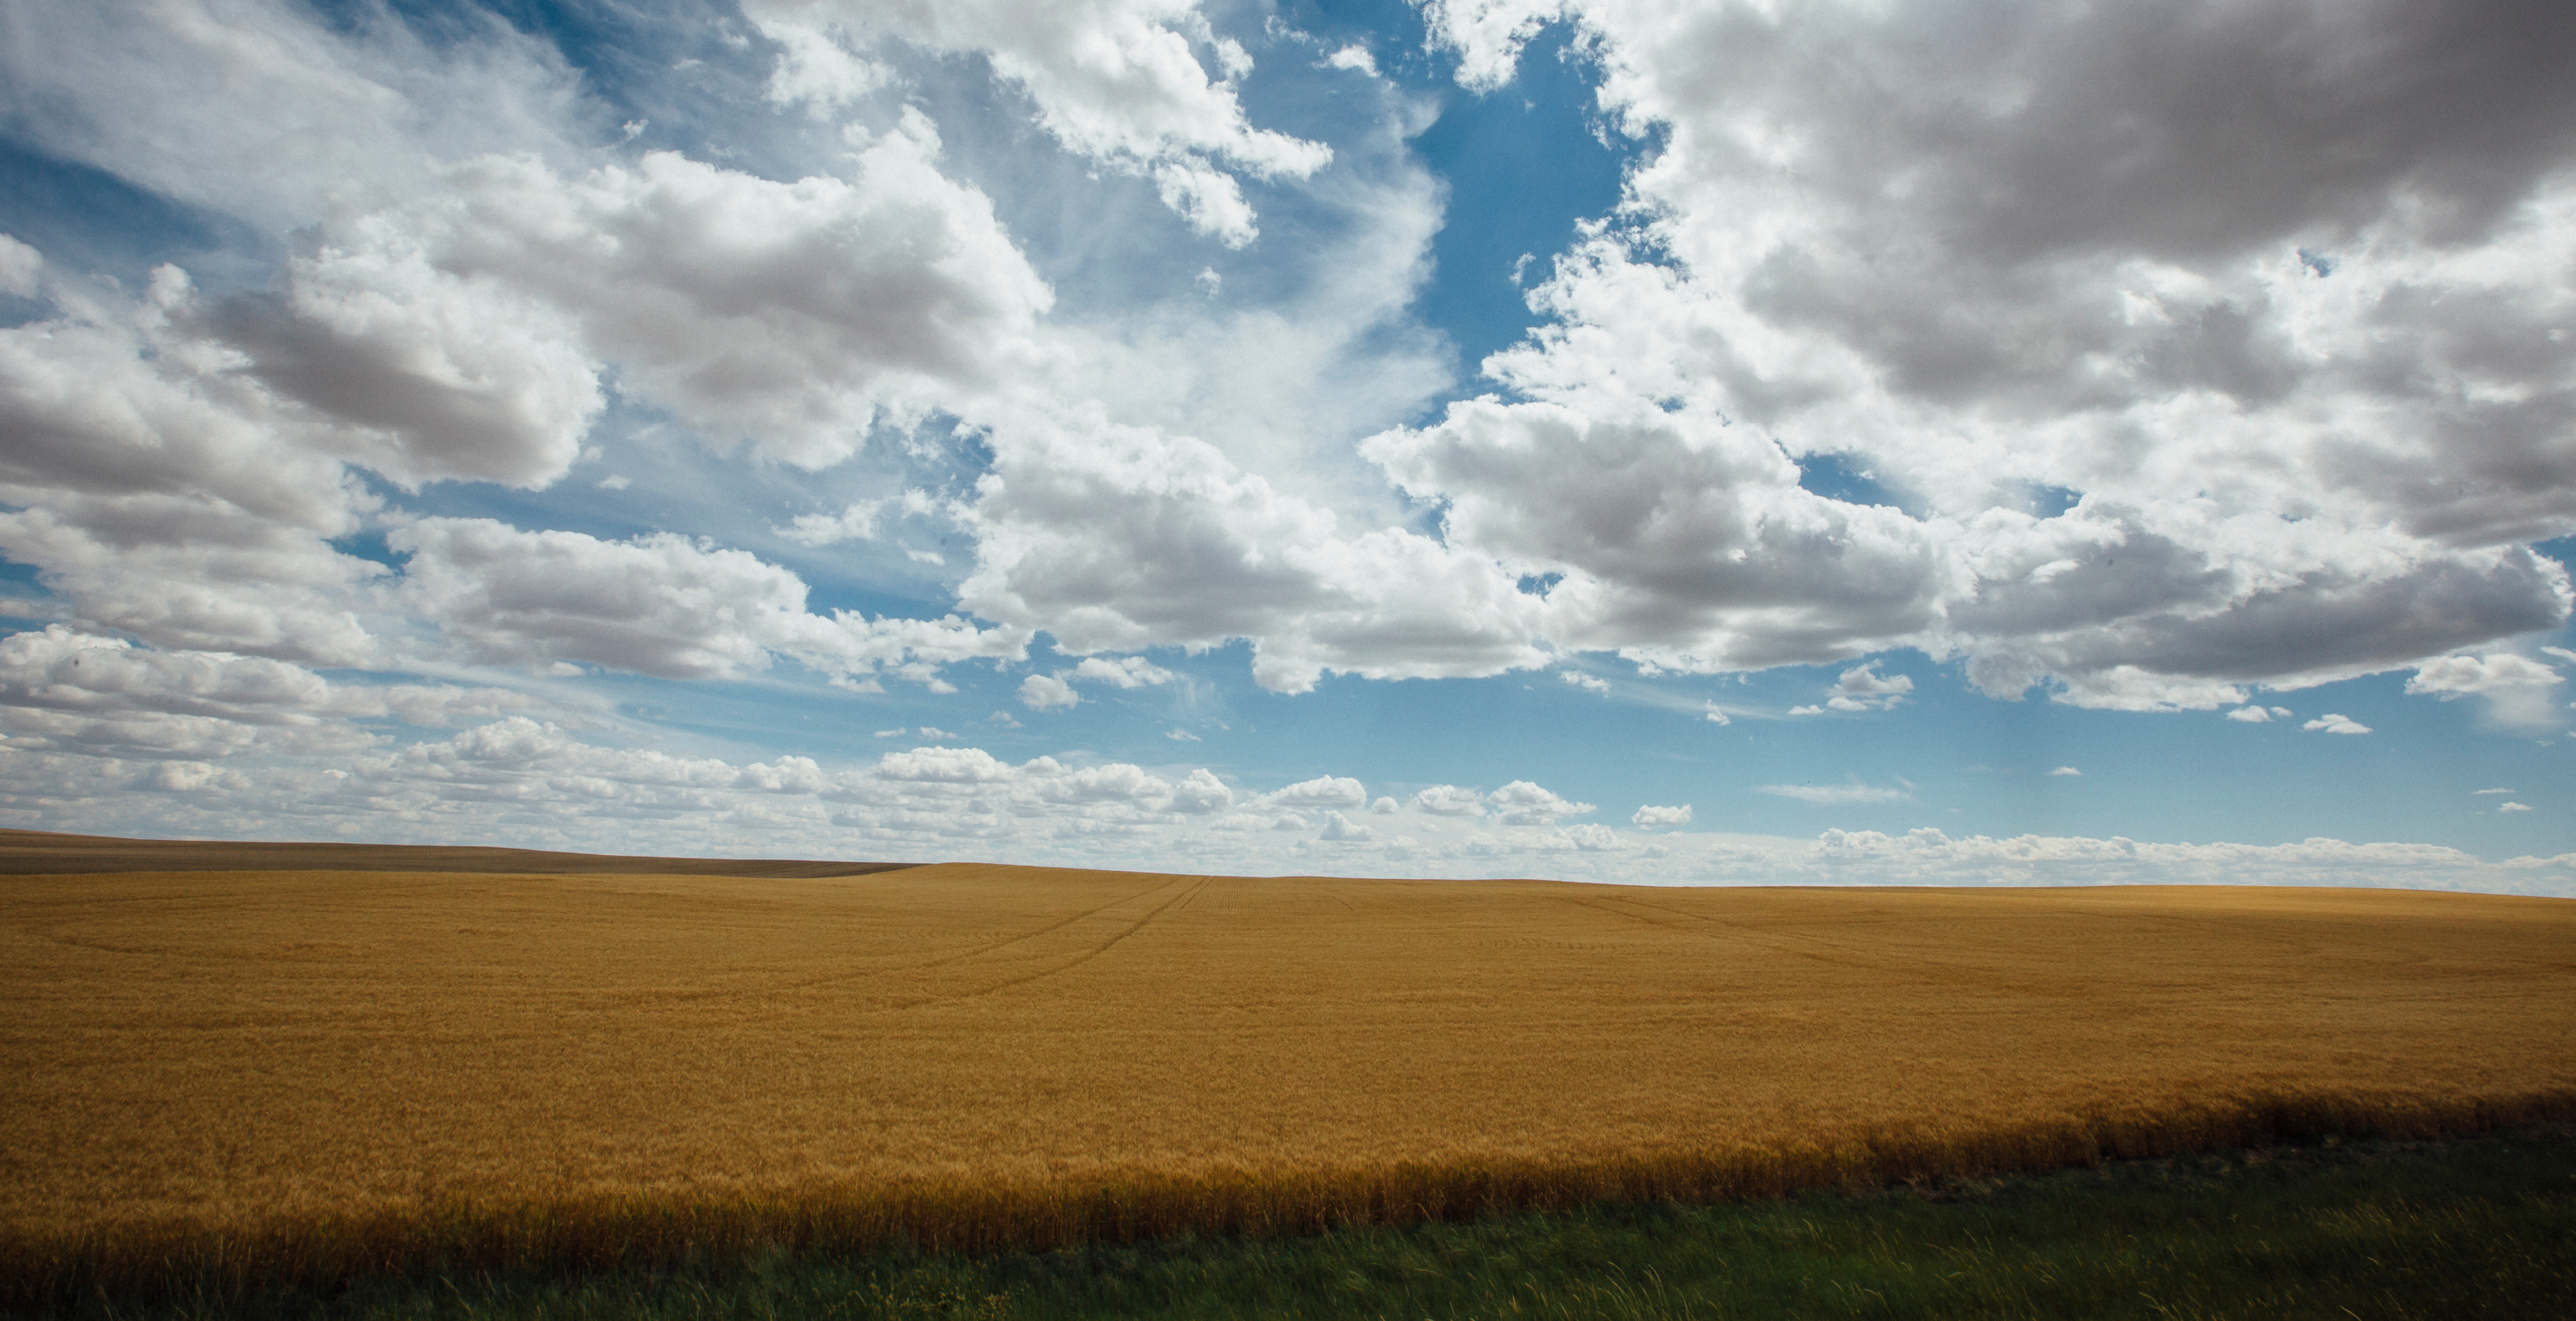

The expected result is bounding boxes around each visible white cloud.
[0,270,388,666]
[1401,0,2576,704]
[338,135,1049,469]
[1324,45,1378,78]
[1167,768,1233,814]
[390,517,1022,685]
[0,0,587,231]
[1560,670,1610,693]
[1810,827,2576,895]
[2407,655,2565,697]
[743,0,1331,245]
[1420,0,1566,93]
[1368,796,1398,815]
[1823,662,1913,712]
[1631,803,1691,827]
[1264,774,1368,810]
[1703,701,1730,724]
[1758,782,1912,805]
[2047,766,2081,777]
[1069,655,1176,689]
[1486,779,1594,826]
[2,720,2568,896]
[1164,727,1201,741]
[954,404,1550,694]
[1412,784,1487,817]
[1319,809,1375,842]
[0,624,532,761]
[201,223,606,490]
[2303,713,2373,735]
[0,235,41,297]
[761,17,889,114]
[1019,674,1080,709]
[2499,802,2534,813]
[2406,652,2567,727]
[2475,787,2514,795]
[874,744,1020,783]
[1363,399,1941,677]
[2226,705,2274,723]
[776,502,885,547]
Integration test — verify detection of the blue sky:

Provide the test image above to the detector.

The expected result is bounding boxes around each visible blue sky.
[2,0,2573,891]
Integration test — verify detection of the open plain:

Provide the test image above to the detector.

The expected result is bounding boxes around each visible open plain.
[3,831,2573,1302]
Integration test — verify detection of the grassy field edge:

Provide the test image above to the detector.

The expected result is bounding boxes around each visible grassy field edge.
[12,1087,2572,1311]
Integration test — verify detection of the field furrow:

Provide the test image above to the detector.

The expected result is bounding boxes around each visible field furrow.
[4,853,2571,1304]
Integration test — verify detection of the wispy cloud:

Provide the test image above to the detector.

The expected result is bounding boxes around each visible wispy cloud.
[1756,782,1912,805]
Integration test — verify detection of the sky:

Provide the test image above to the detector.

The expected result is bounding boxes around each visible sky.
[2,0,2574,893]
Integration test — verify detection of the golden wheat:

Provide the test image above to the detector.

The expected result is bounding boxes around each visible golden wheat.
[4,846,2572,1302]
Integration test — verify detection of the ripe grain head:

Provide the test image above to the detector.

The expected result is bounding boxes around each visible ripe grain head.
[4,861,2571,1300]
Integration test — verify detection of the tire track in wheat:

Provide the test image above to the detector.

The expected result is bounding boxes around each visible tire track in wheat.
[896,876,1213,1010]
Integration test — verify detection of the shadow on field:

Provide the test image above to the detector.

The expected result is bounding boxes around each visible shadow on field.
[21,1128,2576,1320]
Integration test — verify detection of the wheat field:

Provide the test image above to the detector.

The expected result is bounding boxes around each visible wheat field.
[5,838,2574,1302]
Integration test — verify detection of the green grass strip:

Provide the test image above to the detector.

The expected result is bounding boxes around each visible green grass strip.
[29,1130,2576,1320]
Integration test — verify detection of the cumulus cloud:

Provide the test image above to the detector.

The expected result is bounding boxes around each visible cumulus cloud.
[1560,670,1610,693]
[0,624,531,760]
[2406,652,2566,726]
[1363,399,1940,675]
[742,0,1331,245]
[954,404,1550,693]
[1630,803,1691,827]
[2408,654,2565,697]
[286,132,1052,469]
[1823,662,1913,712]
[391,517,1023,684]
[0,267,388,666]
[200,231,605,490]
[1485,779,1593,826]
[1166,768,1233,814]
[2499,802,2534,813]
[2047,766,2081,777]
[1069,655,1176,688]
[2303,713,2373,735]
[0,0,587,230]
[1264,774,1368,810]
[1019,674,1079,709]
[10,0,2574,887]
[1397,0,2576,705]
[1318,809,1374,842]
[1810,827,2576,894]
[1412,784,1486,817]
[1323,45,1378,78]
[2,712,2567,895]
[0,235,40,297]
